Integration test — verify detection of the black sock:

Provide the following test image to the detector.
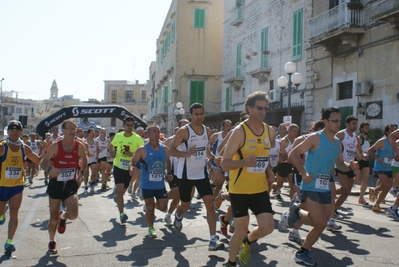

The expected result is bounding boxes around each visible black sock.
[228,260,236,266]
[243,235,251,245]
[294,207,301,218]
[299,247,308,253]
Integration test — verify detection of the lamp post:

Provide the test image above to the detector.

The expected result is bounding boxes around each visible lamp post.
[173,102,185,122]
[0,78,4,137]
[277,62,303,116]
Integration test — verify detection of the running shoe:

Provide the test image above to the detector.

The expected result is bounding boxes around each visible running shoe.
[0,214,5,226]
[60,201,66,211]
[326,219,342,231]
[89,182,95,193]
[164,213,172,226]
[208,236,225,251]
[275,192,283,201]
[84,186,89,194]
[294,250,316,266]
[358,198,369,205]
[389,188,398,198]
[278,211,289,232]
[29,176,33,184]
[287,203,301,228]
[288,230,304,244]
[101,183,107,191]
[120,213,128,225]
[174,213,183,232]
[48,241,57,254]
[387,206,399,221]
[4,242,15,255]
[372,205,385,213]
[58,210,67,234]
[238,242,251,266]
[148,227,157,238]
[219,214,228,236]
[334,210,344,220]
[127,183,133,195]
[214,196,224,210]
[137,187,143,200]
[131,193,137,200]
[368,188,378,203]
[143,205,147,213]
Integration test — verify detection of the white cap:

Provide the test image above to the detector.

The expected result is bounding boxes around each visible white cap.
[136,126,144,131]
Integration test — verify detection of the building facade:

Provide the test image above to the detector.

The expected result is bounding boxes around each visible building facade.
[147,0,224,135]
[103,80,148,129]
[307,0,399,130]
[222,0,310,129]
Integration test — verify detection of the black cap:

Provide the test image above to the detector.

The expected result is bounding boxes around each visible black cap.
[7,120,22,131]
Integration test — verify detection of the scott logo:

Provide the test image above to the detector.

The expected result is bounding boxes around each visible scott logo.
[72,108,116,116]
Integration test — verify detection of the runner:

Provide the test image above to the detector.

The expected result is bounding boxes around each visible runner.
[109,116,144,224]
[221,91,275,267]
[281,107,358,265]
[97,128,110,191]
[168,102,224,251]
[26,132,43,184]
[84,129,100,193]
[357,121,371,205]
[130,125,170,238]
[0,120,43,255]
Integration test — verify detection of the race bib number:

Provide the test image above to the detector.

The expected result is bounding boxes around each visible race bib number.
[57,168,76,182]
[315,174,330,190]
[247,157,268,173]
[346,150,356,160]
[384,155,393,165]
[120,159,130,169]
[193,147,206,160]
[5,167,22,179]
[149,171,164,182]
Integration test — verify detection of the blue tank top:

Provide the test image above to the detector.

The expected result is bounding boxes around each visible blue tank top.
[139,144,167,190]
[374,138,394,171]
[301,131,340,193]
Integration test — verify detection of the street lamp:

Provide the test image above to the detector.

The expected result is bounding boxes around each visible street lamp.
[277,62,303,116]
[173,102,185,122]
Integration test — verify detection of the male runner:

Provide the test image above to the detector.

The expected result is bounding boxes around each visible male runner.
[97,128,110,191]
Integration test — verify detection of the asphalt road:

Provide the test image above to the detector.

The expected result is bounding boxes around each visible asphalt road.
[0,172,398,267]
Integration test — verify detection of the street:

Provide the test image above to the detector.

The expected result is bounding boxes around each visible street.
[1,172,398,267]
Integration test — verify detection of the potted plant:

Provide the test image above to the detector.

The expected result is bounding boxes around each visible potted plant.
[262,50,270,55]
[347,1,364,10]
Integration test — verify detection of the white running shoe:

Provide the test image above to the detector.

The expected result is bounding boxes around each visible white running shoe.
[127,183,133,195]
[137,188,143,200]
[326,219,342,231]
[278,211,289,232]
[288,230,304,244]
[164,213,172,226]
[387,206,399,221]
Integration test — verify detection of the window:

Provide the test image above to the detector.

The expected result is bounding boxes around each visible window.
[189,81,205,106]
[261,27,268,69]
[167,30,170,51]
[293,9,303,61]
[242,87,245,98]
[338,106,353,129]
[171,20,175,42]
[225,87,230,111]
[269,80,274,90]
[125,90,132,102]
[236,43,242,77]
[151,100,154,109]
[194,8,205,28]
[237,6,243,20]
[156,54,159,70]
[111,90,117,103]
[338,81,353,100]
[169,79,173,102]
[164,85,168,104]
[155,96,158,109]
[141,90,146,102]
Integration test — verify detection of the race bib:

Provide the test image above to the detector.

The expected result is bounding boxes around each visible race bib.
[247,156,268,173]
[346,150,356,160]
[57,168,76,182]
[384,155,393,165]
[120,159,130,169]
[193,147,206,160]
[315,174,330,190]
[149,171,164,182]
[5,166,22,179]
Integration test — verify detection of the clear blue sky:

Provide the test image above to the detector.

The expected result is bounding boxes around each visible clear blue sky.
[0,0,172,101]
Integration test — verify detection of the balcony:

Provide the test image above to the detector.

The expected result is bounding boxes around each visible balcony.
[309,2,365,54]
[365,0,399,29]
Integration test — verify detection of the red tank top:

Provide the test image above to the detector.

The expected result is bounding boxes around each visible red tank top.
[52,140,80,181]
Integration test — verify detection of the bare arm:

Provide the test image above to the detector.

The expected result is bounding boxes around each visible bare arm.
[289,134,318,178]
[168,127,195,158]
[389,129,399,151]
[24,145,43,165]
[368,139,384,163]
[217,131,233,156]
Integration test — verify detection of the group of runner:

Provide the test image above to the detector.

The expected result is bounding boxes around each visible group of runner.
[1,91,399,266]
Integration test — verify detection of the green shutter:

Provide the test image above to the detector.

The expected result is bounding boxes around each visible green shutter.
[164,85,168,104]
[172,20,175,42]
[194,8,205,28]
[226,87,230,111]
[151,100,154,109]
[338,106,353,130]
[261,27,268,69]
[190,81,205,106]
[169,79,173,102]
[155,96,158,109]
[237,6,243,20]
[236,43,242,77]
[293,9,303,61]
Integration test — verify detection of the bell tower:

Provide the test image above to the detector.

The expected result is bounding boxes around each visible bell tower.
[50,79,59,99]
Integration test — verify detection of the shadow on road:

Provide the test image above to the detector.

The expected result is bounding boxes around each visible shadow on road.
[92,218,137,247]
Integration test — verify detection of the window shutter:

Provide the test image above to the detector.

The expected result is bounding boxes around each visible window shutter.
[226,87,230,111]
[293,9,303,61]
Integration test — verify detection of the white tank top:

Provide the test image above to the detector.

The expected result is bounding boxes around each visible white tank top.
[29,140,41,155]
[172,143,183,176]
[213,132,224,157]
[342,129,358,163]
[269,140,280,168]
[97,137,109,158]
[177,125,208,180]
[86,139,98,164]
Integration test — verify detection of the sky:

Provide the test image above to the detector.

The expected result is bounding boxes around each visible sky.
[0,0,173,101]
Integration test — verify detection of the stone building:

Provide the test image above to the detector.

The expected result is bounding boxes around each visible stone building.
[147,0,224,135]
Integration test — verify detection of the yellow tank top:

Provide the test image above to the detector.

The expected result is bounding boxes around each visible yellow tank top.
[0,142,26,187]
[229,122,271,194]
